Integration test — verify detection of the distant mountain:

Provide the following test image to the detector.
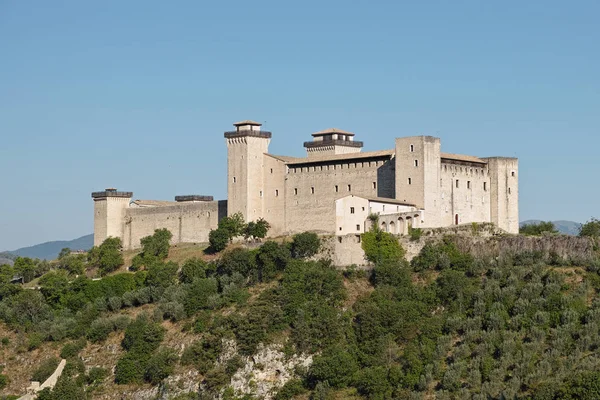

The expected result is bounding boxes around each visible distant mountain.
[0,251,16,266]
[6,234,94,261]
[520,220,582,236]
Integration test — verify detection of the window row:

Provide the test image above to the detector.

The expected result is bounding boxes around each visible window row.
[288,160,387,173]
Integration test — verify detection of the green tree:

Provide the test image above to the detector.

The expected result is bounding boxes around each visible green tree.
[179,257,208,283]
[13,257,39,283]
[132,229,173,268]
[579,218,600,238]
[58,248,71,260]
[290,232,321,259]
[88,237,124,275]
[520,221,558,235]
[361,221,405,265]
[308,347,359,388]
[144,347,178,384]
[219,212,247,240]
[208,228,230,253]
[244,218,271,241]
[145,261,179,289]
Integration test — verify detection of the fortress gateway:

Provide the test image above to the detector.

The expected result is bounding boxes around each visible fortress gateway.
[92,120,519,250]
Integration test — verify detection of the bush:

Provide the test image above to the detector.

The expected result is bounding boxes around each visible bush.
[290,232,321,259]
[114,352,146,384]
[60,338,87,359]
[180,258,208,283]
[88,237,124,276]
[181,335,222,374]
[144,347,178,385]
[0,372,8,390]
[218,212,246,240]
[520,221,558,236]
[275,379,306,400]
[244,218,270,241]
[32,357,60,383]
[362,230,405,264]
[308,347,359,388]
[86,367,108,385]
[132,229,173,268]
[580,218,600,238]
[208,228,230,253]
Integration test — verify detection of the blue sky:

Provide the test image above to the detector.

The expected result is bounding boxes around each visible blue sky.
[0,0,598,250]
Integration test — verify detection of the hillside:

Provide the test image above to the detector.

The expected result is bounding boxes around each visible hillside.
[1,229,600,400]
[6,234,93,260]
[520,220,582,236]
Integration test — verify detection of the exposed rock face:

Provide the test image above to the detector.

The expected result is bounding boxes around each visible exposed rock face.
[227,342,312,399]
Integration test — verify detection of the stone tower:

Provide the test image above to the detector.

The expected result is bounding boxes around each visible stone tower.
[303,128,363,158]
[91,188,133,246]
[394,136,441,226]
[485,157,519,233]
[224,120,271,221]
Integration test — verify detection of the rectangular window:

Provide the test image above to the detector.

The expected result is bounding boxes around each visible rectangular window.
[408,178,412,185]
[508,187,511,194]
[335,185,339,193]
[512,171,515,177]
[410,144,414,152]
[350,207,355,214]
[467,181,471,189]
[383,205,386,211]
[356,224,360,231]
[414,160,419,167]
[483,182,487,191]
[233,177,236,183]
[270,168,273,174]
[275,189,279,197]
[373,182,377,189]
[348,184,351,192]
[456,180,459,188]
[260,190,263,197]
[311,187,315,194]
[294,188,298,195]
[362,207,365,211]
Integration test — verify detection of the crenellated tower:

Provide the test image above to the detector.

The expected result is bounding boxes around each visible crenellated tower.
[224,120,271,221]
[91,188,133,246]
[304,128,363,158]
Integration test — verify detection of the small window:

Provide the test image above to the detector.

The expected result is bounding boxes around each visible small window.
[350,207,355,214]
[508,187,511,194]
[275,189,279,197]
[357,235,361,243]
[362,207,365,211]
[260,190,263,197]
[456,180,459,188]
[294,188,298,195]
[339,227,342,231]
[338,236,343,243]
[383,205,386,211]
[414,160,419,167]
[410,144,414,152]
[467,181,471,189]
[270,168,273,174]
[511,171,516,177]
[311,187,315,194]
[483,182,487,191]
[335,185,339,193]
[233,176,237,183]
[348,184,351,192]
[372,182,377,189]
[408,178,412,185]
[356,224,361,231]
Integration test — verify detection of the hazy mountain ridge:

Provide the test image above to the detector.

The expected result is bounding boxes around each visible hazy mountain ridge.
[2,234,93,261]
[520,220,582,236]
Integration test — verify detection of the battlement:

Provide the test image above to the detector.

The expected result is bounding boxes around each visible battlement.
[91,188,133,199]
[175,195,214,202]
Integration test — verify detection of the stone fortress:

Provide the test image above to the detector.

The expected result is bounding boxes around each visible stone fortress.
[92,120,518,250]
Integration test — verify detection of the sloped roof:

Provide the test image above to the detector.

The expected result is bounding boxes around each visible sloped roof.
[267,149,395,165]
[233,120,262,126]
[312,128,354,137]
[441,152,486,164]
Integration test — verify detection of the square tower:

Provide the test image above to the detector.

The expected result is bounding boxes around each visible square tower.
[91,188,133,246]
[304,128,363,158]
[224,120,271,221]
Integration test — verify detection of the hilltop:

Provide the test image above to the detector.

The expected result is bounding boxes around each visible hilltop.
[520,220,582,236]
[1,225,600,399]
[3,234,93,261]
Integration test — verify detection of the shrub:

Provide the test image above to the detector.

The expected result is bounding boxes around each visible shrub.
[0,371,8,390]
[244,218,270,241]
[122,314,165,354]
[114,352,146,384]
[184,278,218,315]
[132,229,173,268]
[144,347,178,385]
[218,212,246,240]
[274,379,306,400]
[362,230,405,264]
[520,221,558,236]
[180,258,208,283]
[409,226,423,242]
[208,228,230,253]
[181,335,222,374]
[307,347,359,388]
[290,232,321,259]
[87,237,124,276]
[145,261,179,289]
[86,367,108,385]
[32,357,60,383]
[60,338,87,359]
[580,218,600,238]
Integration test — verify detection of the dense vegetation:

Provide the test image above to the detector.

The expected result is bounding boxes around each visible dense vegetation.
[1,220,600,399]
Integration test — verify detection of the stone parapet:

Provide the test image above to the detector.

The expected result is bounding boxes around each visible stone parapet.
[91,190,133,199]
[224,130,272,139]
[175,195,214,202]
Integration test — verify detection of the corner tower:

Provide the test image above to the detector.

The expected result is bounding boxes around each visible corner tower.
[224,120,271,221]
[91,188,133,246]
[304,128,363,158]
[484,157,519,233]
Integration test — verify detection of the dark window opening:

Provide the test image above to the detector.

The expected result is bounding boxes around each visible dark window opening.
[350,207,355,214]
[294,188,298,195]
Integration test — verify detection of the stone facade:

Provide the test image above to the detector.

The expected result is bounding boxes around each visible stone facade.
[92,120,519,249]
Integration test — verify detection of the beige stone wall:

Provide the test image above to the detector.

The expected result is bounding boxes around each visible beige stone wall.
[306,144,361,158]
[485,157,519,233]
[226,135,270,221]
[123,201,220,250]
[438,161,491,227]
[395,136,441,226]
[262,155,287,236]
[335,195,370,235]
[283,157,395,234]
[93,197,130,246]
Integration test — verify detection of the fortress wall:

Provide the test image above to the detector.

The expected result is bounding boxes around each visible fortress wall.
[439,161,491,227]
[486,157,519,234]
[284,157,394,234]
[262,155,287,236]
[123,202,220,250]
